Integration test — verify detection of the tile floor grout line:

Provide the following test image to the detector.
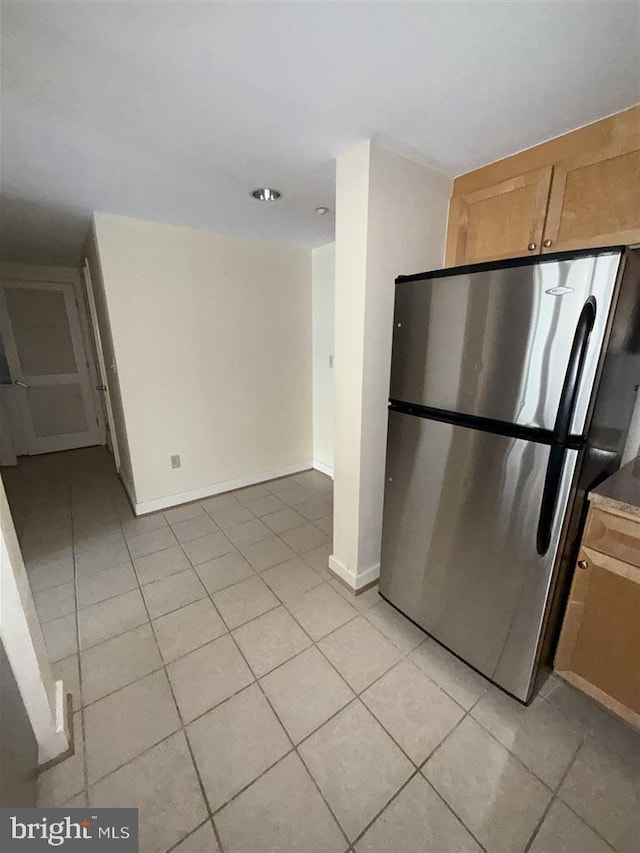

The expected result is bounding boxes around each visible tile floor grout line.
[76,612,150,657]
[347,766,436,850]
[554,795,617,852]
[231,651,353,849]
[414,696,490,852]
[523,748,581,852]
[38,455,95,804]
[83,726,195,794]
[125,486,330,765]
[354,640,597,822]
[464,698,574,795]
[72,518,432,836]
[76,574,358,718]
[293,611,487,851]
[71,471,91,808]
[192,560,354,850]
[27,457,632,852]
[163,817,211,853]
[422,773,489,852]
[418,698,478,772]
[173,487,327,570]
[524,736,615,853]
[210,558,477,849]
[417,675,596,851]
[538,682,632,758]
[116,515,227,853]
[290,745,354,851]
[235,564,371,711]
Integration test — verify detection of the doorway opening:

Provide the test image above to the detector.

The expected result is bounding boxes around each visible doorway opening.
[0,264,115,468]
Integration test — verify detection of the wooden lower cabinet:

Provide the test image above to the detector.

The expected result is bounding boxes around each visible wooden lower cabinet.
[555,504,640,729]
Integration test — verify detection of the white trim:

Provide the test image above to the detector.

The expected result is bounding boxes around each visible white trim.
[328,554,380,591]
[119,470,138,511]
[0,263,81,283]
[54,678,67,741]
[0,480,70,764]
[132,460,314,516]
[82,258,120,470]
[312,459,334,478]
[73,267,106,446]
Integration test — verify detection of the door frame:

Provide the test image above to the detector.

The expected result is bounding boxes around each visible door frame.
[81,258,121,472]
[0,263,106,454]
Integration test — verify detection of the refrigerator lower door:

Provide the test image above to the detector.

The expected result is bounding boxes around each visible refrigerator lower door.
[380,410,579,701]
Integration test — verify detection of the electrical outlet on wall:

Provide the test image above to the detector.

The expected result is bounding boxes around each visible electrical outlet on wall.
[170,454,181,469]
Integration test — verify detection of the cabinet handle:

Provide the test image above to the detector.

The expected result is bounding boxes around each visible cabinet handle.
[577,559,589,570]
[543,239,553,248]
[527,242,537,251]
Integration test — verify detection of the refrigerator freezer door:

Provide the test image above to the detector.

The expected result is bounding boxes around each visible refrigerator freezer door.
[390,252,621,432]
[380,410,579,701]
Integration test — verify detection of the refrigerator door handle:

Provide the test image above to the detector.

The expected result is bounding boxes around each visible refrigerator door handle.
[536,445,566,555]
[536,297,596,555]
[553,296,597,444]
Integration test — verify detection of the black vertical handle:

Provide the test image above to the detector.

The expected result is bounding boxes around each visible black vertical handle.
[553,297,597,445]
[536,297,596,555]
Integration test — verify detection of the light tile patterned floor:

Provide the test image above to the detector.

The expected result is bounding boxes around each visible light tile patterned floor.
[3,447,639,853]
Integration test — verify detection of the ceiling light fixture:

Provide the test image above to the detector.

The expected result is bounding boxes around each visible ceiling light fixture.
[251,188,281,201]
[315,206,330,215]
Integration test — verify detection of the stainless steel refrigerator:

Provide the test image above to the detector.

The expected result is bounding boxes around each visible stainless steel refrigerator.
[380,246,640,702]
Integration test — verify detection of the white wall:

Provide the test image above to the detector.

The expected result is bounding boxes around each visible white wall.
[331,142,452,589]
[311,243,335,475]
[0,478,69,763]
[333,142,371,584]
[92,213,313,511]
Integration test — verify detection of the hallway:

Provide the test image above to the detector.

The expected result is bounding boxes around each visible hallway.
[2,448,639,852]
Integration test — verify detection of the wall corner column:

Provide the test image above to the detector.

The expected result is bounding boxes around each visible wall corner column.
[331,141,452,592]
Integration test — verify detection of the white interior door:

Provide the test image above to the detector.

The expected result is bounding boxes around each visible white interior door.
[0,279,102,454]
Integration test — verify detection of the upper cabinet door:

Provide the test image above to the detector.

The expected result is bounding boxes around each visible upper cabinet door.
[445,166,553,266]
[542,144,640,253]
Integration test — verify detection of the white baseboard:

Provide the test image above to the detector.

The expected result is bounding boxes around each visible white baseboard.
[328,554,380,592]
[133,460,314,516]
[312,459,334,478]
[38,680,70,765]
[119,471,138,514]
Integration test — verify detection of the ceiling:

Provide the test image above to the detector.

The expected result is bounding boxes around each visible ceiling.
[1,1,638,266]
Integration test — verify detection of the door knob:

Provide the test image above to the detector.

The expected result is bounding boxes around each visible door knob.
[527,242,537,251]
[14,379,29,388]
[543,239,553,248]
[96,384,107,392]
[577,559,589,570]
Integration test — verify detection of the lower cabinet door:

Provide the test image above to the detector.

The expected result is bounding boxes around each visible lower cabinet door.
[555,542,640,728]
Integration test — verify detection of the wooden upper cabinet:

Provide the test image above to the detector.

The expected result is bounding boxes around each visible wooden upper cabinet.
[542,146,640,253]
[445,106,640,267]
[445,167,552,266]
